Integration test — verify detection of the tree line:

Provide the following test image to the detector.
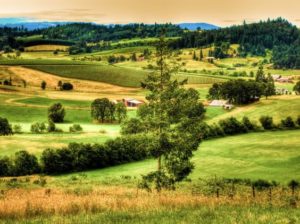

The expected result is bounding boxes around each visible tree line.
[0,134,152,176]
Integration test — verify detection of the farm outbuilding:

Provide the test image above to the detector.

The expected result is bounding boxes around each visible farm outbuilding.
[276,88,290,95]
[122,98,144,107]
[209,100,227,107]
[209,100,234,110]
[271,74,281,80]
[277,77,293,83]
[205,57,215,63]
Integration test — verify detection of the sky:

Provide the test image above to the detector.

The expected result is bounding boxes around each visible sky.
[0,0,299,27]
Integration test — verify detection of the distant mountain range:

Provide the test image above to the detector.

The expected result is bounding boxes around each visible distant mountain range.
[178,23,219,30]
[0,17,219,31]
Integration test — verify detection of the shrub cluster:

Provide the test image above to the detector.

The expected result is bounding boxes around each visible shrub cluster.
[69,124,83,133]
[30,121,63,133]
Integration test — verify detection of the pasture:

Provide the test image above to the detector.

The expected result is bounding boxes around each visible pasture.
[208,95,300,124]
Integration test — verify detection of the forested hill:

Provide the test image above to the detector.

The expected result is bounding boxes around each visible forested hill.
[171,18,300,68]
[41,23,183,42]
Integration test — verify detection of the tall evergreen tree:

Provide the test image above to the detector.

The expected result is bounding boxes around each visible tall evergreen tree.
[255,66,266,82]
[138,35,205,191]
[199,49,204,61]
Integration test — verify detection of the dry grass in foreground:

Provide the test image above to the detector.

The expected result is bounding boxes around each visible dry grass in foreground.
[0,184,298,220]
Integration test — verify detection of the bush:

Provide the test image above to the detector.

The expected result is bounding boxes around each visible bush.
[0,117,13,136]
[218,117,247,135]
[69,124,83,133]
[48,103,65,123]
[31,122,46,133]
[259,116,274,130]
[61,82,73,91]
[121,118,146,135]
[0,156,13,176]
[296,115,300,126]
[13,124,22,134]
[293,81,300,94]
[281,116,296,129]
[13,151,40,176]
[41,81,47,90]
[252,179,272,191]
[47,120,56,132]
[242,116,256,131]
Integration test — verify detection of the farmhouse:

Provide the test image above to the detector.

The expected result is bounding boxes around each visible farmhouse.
[271,74,281,80]
[209,100,227,106]
[209,100,234,110]
[205,57,215,63]
[223,103,234,110]
[276,88,290,95]
[122,98,144,107]
[276,77,293,83]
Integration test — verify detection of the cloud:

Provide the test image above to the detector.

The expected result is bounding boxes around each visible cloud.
[0,9,107,23]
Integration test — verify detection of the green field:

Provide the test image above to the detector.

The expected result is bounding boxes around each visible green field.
[25,64,147,87]
[1,130,298,183]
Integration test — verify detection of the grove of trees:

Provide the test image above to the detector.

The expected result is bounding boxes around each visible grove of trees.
[91,98,127,123]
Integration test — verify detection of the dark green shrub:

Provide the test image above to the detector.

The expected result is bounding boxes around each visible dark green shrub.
[121,118,146,135]
[296,115,300,126]
[61,82,73,91]
[259,116,274,130]
[288,180,299,195]
[69,124,83,133]
[219,117,247,135]
[47,120,56,132]
[281,116,296,129]
[0,117,13,136]
[0,156,13,176]
[48,103,65,123]
[13,151,40,176]
[252,179,272,191]
[242,116,255,131]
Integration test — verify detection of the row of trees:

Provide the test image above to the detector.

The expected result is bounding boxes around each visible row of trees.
[42,23,183,43]
[0,134,152,176]
[191,115,300,140]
